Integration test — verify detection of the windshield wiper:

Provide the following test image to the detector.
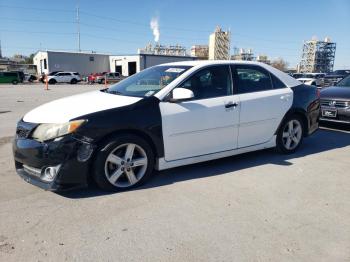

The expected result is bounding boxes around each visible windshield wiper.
[107,90,124,95]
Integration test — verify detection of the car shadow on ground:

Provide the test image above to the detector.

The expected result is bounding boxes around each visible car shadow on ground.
[59,124,350,199]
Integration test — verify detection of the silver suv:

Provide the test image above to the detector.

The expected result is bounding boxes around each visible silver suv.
[47,72,81,84]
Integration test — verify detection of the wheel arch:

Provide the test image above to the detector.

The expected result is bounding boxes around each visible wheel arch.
[85,128,160,185]
[275,108,309,137]
[92,128,160,160]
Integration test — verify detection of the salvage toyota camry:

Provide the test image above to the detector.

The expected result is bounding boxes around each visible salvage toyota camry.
[13,61,320,191]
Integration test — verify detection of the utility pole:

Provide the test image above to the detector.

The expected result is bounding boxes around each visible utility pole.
[76,1,81,52]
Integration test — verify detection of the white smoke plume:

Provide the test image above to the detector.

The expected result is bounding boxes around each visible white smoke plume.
[150,17,160,42]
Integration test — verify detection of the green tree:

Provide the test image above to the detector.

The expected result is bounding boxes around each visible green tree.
[24,53,35,64]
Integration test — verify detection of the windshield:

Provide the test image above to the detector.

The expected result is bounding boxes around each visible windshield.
[336,76,350,87]
[107,65,192,97]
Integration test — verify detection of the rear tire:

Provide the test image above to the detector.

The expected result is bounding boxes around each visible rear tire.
[93,134,155,191]
[48,79,56,85]
[12,80,18,85]
[70,78,77,84]
[276,115,304,154]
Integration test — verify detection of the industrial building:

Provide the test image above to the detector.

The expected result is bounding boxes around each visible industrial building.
[299,37,336,73]
[109,54,197,76]
[191,45,209,60]
[32,48,196,77]
[209,27,231,60]
[256,55,271,65]
[0,58,36,74]
[0,44,36,73]
[33,51,110,76]
[231,48,255,61]
[138,43,187,56]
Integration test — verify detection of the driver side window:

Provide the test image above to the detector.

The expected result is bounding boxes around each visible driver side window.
[179,65,232,100]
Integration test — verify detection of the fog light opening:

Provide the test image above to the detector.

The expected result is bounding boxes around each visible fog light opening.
[77,143,94,162]
[41,165,61,182]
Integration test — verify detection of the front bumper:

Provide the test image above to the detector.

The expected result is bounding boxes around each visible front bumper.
[13,134,95,191]
[320,106,350,124]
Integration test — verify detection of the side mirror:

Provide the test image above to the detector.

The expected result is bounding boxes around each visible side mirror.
[170,87,194,102]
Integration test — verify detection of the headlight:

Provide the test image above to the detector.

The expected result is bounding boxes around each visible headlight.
[32,120,86,142]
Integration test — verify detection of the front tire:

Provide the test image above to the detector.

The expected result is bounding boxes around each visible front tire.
[93,134,155,191]
[12,80,18,85]
[48,79,56,85]
[276,115,304,154]
[70,78,77,84]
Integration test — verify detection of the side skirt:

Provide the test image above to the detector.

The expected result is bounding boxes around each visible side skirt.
[156,135,276,171]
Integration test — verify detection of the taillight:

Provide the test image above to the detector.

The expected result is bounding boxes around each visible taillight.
[316,89,320,99]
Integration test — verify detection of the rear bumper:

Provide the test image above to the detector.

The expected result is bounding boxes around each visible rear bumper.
[13,135,95,191]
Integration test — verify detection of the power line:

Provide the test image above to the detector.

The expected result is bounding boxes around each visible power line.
[0,29,76,35]
[79,11,213,33]
[0,17,75,24]
[1,4,348,61]
[0,4,74,13]
[79,22,209,41]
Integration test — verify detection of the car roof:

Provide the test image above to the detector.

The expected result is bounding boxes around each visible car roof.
[159,60,301,88]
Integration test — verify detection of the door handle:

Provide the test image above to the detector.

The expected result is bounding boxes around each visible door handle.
[225,102,238,109]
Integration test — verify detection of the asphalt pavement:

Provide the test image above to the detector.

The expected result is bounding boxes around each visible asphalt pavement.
[0,84,349,261]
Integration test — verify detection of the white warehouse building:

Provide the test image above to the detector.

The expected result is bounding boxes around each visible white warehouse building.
[33,51,110,76]
[109,54,197,76]
[33,51,197,77]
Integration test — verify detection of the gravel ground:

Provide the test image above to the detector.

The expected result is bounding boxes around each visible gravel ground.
[0,84,349,262]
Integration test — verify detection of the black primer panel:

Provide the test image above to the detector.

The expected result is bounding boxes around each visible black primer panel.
[73,95,164,157]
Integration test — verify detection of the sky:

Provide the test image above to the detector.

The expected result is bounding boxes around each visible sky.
[0,0,350,69]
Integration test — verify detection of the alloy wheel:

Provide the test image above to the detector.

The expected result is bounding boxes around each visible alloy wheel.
[282,119,302,150]
[104,143,148,188]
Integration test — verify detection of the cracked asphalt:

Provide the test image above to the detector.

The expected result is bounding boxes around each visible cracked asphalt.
[0,84,349,261]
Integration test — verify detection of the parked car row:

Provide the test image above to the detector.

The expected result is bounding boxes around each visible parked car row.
[291,70,350,88]
[1,70,127,86]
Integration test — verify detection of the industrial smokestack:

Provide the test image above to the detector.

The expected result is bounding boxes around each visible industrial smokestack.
[150,17,160,43]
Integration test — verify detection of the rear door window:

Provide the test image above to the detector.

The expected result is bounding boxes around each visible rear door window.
[271,74,286,89]
[234,65,273,94]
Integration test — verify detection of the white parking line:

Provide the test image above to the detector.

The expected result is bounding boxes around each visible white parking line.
[320,126,350,134]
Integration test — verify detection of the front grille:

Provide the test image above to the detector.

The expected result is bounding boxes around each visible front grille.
[16,121,38,139]
[320,99,349,108]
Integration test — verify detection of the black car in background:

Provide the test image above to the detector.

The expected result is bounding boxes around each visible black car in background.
[323,70,350,87]
[320,75,350,124]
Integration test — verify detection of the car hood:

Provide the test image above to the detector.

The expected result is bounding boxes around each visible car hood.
[320,86,350,100]
[23,90,142,123]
